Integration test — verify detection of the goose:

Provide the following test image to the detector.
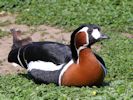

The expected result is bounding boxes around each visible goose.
[26,24,109,86]
[8,25,105,69]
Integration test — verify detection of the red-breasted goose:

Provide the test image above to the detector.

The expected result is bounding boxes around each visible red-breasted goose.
[26,24,109,86]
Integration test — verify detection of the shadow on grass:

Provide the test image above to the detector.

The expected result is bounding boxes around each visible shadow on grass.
[101,81,110,87]
[18,73,46,85]
[18,73,110,88]
[18,73,31,80]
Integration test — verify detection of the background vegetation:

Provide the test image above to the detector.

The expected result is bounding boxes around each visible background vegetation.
[0,0,133,99]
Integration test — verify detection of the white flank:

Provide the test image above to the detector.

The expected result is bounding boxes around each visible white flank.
[27,60,63,71]
[92,29,101,39]
[58,60,74,86]
[12,63,19,67]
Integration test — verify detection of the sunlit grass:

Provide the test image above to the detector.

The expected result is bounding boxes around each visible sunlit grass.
[0,0,133,99]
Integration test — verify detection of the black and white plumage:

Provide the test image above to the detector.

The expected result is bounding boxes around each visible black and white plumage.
[8,41,106,69]
[8,24,108,85]
[8,42,72,68]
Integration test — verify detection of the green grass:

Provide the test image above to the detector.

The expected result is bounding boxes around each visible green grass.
[0,0,133,33]
[0,0,133,99]
[0,30,9,38]
[0,74,133,100]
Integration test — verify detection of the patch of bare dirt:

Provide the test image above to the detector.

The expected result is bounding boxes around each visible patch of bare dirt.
[122,33,133,39]
[0,12,101,75]
[0,12,70,75]
[0,35,24,75]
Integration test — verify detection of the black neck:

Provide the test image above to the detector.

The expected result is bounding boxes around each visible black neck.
[8,45,28,69]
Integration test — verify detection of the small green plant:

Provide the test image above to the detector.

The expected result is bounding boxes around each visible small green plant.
[0,74,133,99]
[0,30,9,38]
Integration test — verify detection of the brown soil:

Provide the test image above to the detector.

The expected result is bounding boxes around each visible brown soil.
[122,33,133,39]
[0,12,102,75]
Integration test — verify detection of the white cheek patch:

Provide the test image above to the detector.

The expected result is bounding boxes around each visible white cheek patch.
[92,29,101,39]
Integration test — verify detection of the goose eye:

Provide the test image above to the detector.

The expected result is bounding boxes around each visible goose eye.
[87,29,92,33]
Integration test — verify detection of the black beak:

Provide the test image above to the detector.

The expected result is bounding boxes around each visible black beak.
[100,33,110,40]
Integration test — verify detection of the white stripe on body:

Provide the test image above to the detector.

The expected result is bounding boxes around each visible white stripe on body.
[17,48,25,68]
[27,60,64,71]
[58,60,73,86]
[27,60,73,85]
[26,52,106,85]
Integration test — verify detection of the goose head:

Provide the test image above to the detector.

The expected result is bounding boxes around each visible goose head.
[70,24,109,62]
